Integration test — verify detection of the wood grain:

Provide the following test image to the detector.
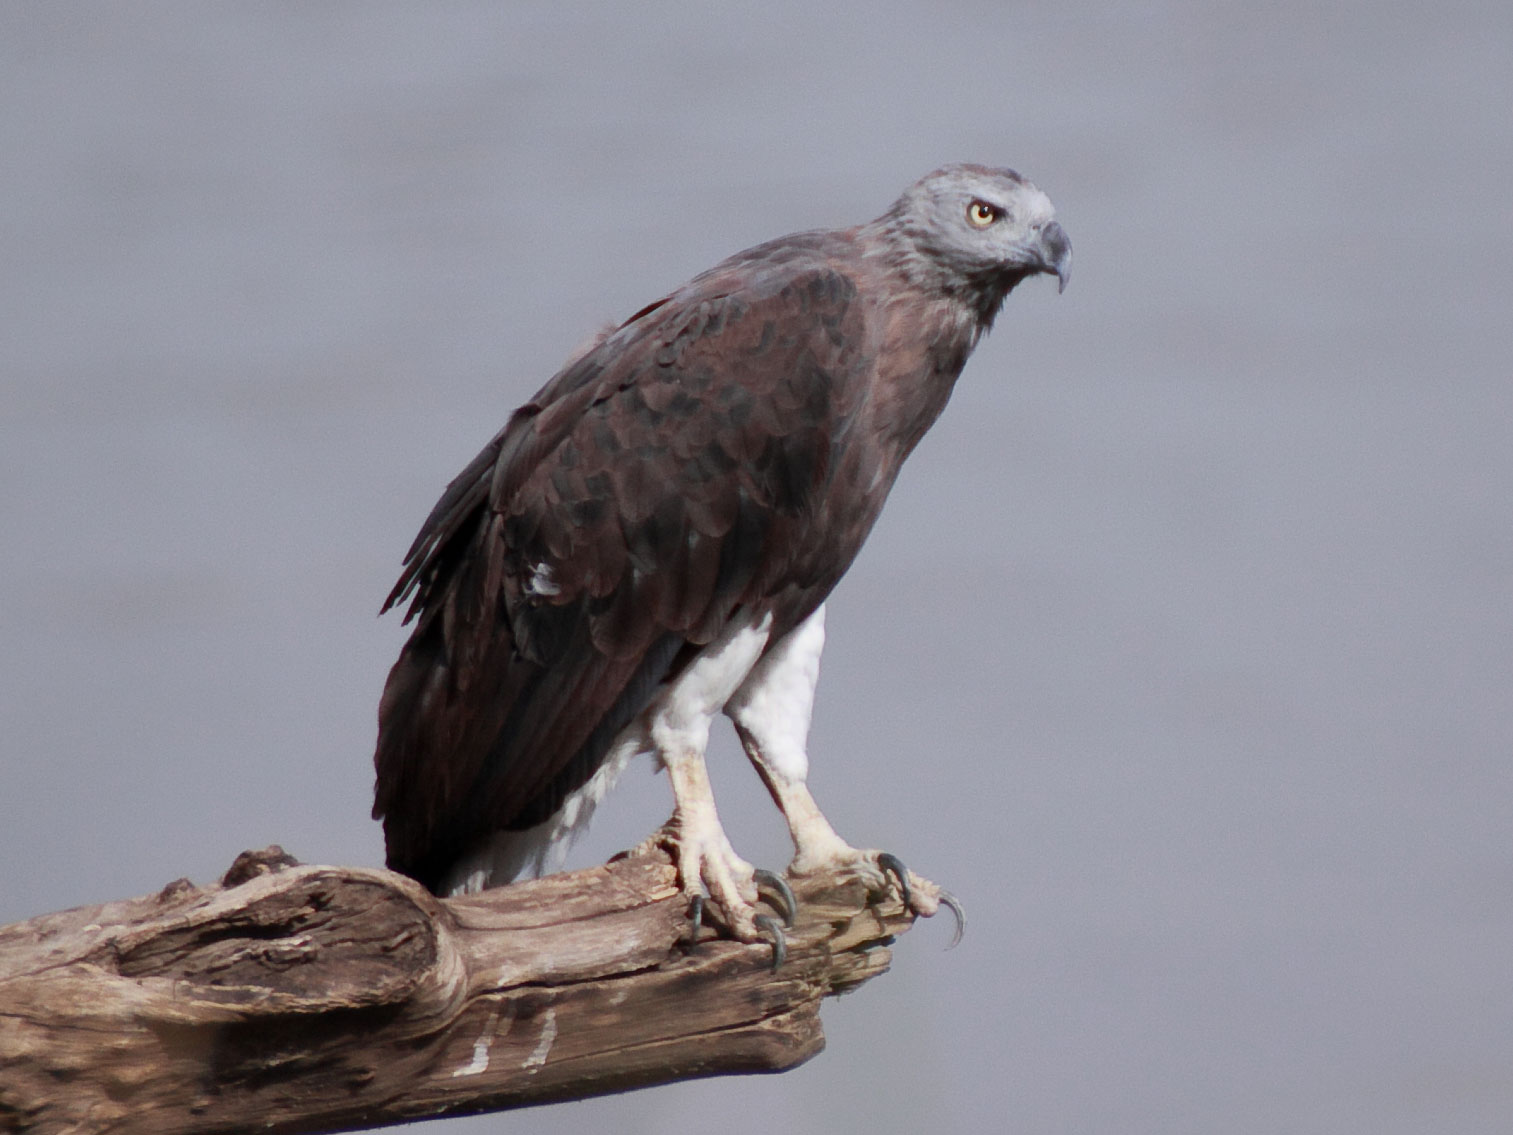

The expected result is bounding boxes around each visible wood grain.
[0,847,922,1134]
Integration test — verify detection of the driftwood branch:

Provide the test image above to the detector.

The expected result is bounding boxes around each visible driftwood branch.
[0,846,923,1134]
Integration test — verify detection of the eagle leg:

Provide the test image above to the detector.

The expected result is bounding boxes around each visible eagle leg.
[745,750,951,921]
[653,743,766,941]
[639,610,793,955]
[726,605,955,927]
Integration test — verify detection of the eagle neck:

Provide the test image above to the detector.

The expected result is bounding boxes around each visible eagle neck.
[862,284,981,463]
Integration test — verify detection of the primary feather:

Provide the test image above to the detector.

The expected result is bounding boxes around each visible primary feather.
[374,164,1070,897]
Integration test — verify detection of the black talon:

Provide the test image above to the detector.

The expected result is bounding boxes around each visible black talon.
[754,914,787,971]
[685,894,705,949]
[938,889,967,949]
[876,851,911,910]
[754,868,797,928]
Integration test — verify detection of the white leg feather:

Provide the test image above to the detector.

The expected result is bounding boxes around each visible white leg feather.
[642,609,775,938]
[445,602,944,930]
[441,610,773,919]
[440,728,650,896]
[726,604,942,915]
[725,605,852,871]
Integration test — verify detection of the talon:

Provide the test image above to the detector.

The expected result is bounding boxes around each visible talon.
[685,894,705,949]
[754,914,787,971]
[754,868,797,928]
[876,851,911,910]
[938,889,966,949]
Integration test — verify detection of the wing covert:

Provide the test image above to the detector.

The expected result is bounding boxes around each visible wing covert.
[375,259,874,888]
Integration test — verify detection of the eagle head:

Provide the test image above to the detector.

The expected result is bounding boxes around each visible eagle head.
[881,163,1072,321]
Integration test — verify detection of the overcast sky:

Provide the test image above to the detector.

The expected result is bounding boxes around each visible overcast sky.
[3,3,1511,1132]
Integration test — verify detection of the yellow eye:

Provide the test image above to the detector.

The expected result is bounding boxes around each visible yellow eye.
[967,200,1000,227]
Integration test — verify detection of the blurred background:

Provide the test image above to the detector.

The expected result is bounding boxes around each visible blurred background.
[3,3,1510,1132]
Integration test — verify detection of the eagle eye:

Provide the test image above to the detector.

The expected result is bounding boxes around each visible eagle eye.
[967,199,1001,228]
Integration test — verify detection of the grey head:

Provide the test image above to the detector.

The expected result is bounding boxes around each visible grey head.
[872,162,1071,323]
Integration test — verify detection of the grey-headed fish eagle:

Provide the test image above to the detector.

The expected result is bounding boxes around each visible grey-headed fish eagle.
[374,164,1070,954]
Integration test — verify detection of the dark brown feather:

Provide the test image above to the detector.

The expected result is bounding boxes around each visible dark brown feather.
[376,233,981,892]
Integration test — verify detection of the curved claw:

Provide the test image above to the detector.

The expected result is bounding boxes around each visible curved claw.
[876,851,911,910]
[685,893,705,950]
[753,914,787,971]
[938,888,966,949]
[753,868,797,928]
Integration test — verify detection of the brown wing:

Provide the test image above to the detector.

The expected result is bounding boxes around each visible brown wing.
[374,254,873,891]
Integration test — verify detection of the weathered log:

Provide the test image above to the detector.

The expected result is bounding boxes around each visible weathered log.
[0,846,922,1134]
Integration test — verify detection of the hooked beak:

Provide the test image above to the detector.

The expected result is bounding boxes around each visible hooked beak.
[1038,220,1072,293]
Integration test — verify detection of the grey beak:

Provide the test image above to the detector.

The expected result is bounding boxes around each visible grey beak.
[1039,221,1071,293]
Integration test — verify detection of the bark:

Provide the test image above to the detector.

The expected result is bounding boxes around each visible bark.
[0,846,921,1134]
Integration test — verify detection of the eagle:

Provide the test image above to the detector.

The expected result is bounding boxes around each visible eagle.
[374,164,1070,952]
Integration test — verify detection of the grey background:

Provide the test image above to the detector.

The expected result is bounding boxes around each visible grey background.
[3,3,1510,1132]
